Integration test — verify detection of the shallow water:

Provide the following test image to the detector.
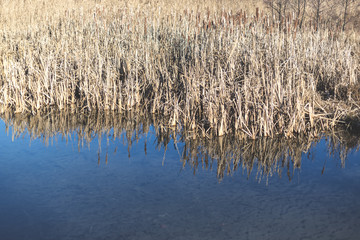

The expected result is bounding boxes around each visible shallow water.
[0,113,359,240]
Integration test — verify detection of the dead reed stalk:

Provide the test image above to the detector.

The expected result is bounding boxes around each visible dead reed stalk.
[0,0,359,139]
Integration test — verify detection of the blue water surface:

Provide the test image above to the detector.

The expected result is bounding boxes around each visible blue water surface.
[0,120,359,240]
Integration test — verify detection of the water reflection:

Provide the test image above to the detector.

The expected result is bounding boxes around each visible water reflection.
[1,110,359,182]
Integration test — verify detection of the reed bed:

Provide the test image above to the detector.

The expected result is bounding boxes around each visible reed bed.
[0,0,359,139]
[1,111,358,182]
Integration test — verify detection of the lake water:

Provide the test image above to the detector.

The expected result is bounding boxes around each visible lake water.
[0,112,359,240]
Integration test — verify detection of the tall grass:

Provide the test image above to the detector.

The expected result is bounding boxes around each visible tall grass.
[0,0,359,139]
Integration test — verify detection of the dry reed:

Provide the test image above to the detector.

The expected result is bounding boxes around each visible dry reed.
[0,0,359,139]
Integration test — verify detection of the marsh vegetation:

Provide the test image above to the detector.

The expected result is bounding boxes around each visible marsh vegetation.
[0,0,359,139]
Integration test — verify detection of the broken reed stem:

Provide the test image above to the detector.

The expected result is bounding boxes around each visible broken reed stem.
[0,0,359,139]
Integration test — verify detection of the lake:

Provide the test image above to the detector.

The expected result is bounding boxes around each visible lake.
[0,111,359,240]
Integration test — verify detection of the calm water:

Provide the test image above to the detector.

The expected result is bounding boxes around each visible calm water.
[0,112,359,240]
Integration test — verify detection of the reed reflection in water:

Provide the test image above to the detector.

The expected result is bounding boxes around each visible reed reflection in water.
[0,110,360,240]
[1,110,359,182]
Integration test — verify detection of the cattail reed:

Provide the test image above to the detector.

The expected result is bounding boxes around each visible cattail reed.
[0,0,359,140]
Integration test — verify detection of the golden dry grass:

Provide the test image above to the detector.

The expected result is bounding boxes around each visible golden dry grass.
[0,0,359,139]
